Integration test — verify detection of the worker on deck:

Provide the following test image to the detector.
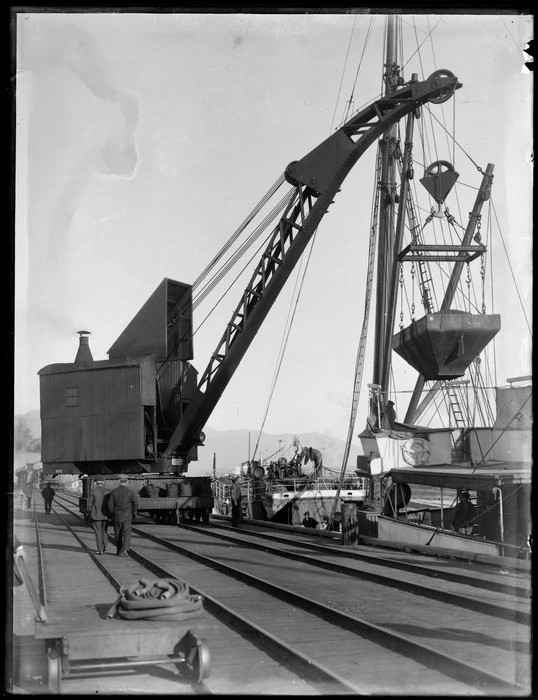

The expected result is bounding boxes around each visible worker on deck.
[382,400,397,430]
[302,512,318,528]
[451,491,477,536]
[317,515,329,530]
[230,476,242,527]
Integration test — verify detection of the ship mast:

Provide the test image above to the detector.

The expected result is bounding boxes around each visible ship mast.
[372,14,399,396]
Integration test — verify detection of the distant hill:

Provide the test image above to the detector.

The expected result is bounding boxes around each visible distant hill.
[188,427,364,477]
[13,411,363,477]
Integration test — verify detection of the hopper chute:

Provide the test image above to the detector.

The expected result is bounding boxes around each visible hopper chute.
[392,310,500,380]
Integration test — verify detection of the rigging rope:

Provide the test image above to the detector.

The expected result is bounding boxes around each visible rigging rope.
[327,144,383,528]
[341,16,376,125]
[474,392,532,466]
[491,200,532,337]
[250,232,318,464]
[329,15,357,133]
[424,108,485,174]
[402,16,444,73]
[487,203,499,390]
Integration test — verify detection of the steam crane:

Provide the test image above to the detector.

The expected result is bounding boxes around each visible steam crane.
[164,70,463,470]
[39,69,463,481]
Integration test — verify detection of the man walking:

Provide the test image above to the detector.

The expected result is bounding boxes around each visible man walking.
[41,483,55,515]
[23,482,34,509]
[87,479,111,555]
[108,475,138,556]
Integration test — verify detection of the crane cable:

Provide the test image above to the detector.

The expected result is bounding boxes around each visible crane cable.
[157,183,296,382]
[250,231,317,464]
[192,198,297,339]
[253,18,378,457]
[192,187,296,310]
[192,174,286,291]
[166,174,289,330]
[327,144,383,529]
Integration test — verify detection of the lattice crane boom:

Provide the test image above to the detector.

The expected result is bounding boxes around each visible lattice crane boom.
[165,72,462,460]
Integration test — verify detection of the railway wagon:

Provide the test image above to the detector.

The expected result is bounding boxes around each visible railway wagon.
[80,474,213,524]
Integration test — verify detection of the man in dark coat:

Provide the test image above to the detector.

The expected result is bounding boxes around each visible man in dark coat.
[108,475,138,556]
[230,476,242,527]
[41,483,55,515]
[383,400,397,430]
[451,491,477,536]
[302,512,318,528]
[87,479,111,555]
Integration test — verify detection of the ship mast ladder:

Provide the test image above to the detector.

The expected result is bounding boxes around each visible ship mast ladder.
[400,159,435,314]
[446,383,467,428]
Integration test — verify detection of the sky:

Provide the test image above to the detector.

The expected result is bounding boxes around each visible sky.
[14,10,533,452]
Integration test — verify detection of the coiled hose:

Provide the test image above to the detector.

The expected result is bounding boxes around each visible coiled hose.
[108,578,204,622]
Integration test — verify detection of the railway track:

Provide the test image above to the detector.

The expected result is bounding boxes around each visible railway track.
[202,518,531,599]
[35,493,531,695]
[174,520,530,623]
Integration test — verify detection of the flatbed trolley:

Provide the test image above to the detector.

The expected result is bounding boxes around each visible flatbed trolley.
[34,604,213,693]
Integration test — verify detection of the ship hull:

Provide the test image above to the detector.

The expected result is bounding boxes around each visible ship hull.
[212,475,366,528]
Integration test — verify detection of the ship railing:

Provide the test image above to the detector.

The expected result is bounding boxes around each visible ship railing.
[212,480,230,502]
[211,476,366,500]
[267,478,365,493]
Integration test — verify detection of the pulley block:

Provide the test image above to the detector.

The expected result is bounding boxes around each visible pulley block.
[420,160,459,205]
[427,69,459,104]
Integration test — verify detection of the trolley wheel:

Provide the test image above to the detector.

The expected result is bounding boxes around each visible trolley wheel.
[186,636,211,683]
[47,644,62,693]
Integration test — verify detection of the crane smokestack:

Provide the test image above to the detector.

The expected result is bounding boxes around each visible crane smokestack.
[75,330,93,362]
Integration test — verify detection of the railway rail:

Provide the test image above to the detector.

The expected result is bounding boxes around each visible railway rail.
[19,491,529,695]
[172,520,530,624]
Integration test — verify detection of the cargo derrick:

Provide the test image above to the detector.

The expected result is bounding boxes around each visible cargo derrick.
[38,72,462,518]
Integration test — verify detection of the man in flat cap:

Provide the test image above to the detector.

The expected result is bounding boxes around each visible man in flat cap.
[87,478,111,555]
[108,476,138,556]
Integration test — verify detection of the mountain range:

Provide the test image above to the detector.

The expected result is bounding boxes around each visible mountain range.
[13,410,364,477]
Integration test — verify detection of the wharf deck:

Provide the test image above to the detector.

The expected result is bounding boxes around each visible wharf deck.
[8,492,531,695]
[10,500,215,695]
[8,497,321,695]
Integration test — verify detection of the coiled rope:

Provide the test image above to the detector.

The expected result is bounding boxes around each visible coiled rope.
[108,577,204,622]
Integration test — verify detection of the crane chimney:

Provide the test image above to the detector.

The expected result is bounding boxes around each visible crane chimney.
[75,330,94,362]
